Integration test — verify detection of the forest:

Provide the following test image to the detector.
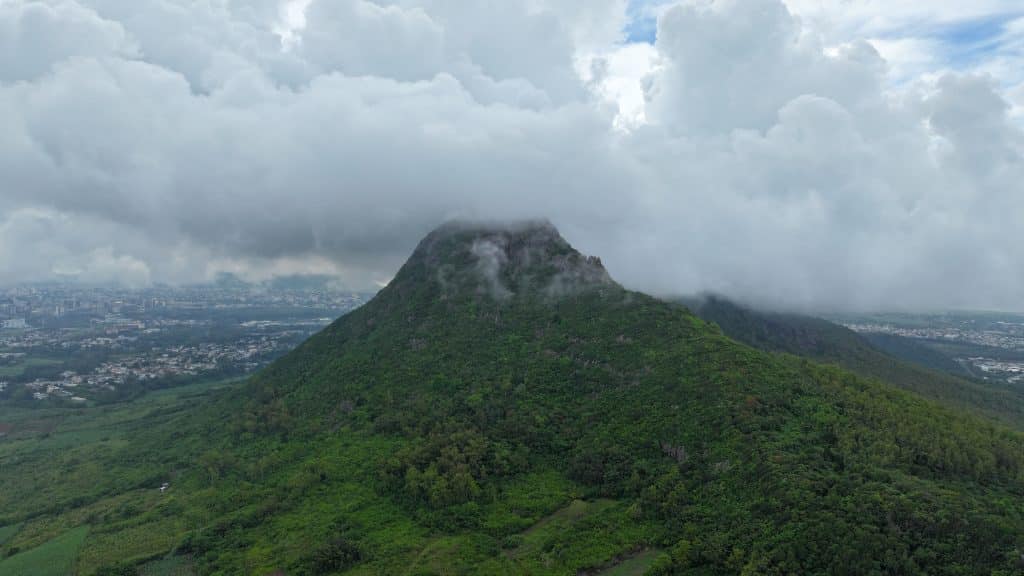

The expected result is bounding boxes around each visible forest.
[1,223,1023,575]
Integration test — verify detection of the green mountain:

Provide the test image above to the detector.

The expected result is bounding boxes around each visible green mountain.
[2,222,1024,576]
[684,295,1024,429]
[858,332,974,378]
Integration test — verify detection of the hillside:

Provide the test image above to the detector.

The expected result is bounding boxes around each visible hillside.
[2,221,1024,575]
[685,295,1024,429]
[859,332,973,377]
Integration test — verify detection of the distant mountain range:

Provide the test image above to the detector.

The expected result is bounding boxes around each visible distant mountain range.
[2,222,1022,575]
[213,272,356,293]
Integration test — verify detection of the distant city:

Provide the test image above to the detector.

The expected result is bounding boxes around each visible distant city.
[839,312,1024,385]
[0,280,370,404]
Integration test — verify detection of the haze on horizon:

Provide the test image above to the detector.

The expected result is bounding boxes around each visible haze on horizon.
[1,0,1022,313]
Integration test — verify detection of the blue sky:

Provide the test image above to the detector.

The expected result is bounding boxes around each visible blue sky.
[928,13,1022,69]
[623,1,1023,87]
[624,0,668,43]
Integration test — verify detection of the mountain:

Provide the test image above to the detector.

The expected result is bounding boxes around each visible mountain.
[858,332,974,378]
[2,221,1024,576]
[684,295,1024,429]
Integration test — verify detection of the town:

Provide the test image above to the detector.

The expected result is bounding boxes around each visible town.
[841,321,1024,352]
[839,312,1024,386]
[0,280,369,404]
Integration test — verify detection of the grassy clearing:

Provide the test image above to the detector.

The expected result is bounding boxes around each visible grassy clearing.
[138,555,196,576]
[0,523,21,546]
[593,549,662,575]
[0,377,243,563]
[0,525,89,576]
[508,498,617,559]
[0,356,62,378]
[395,497,655,575]
[77,516,188,574]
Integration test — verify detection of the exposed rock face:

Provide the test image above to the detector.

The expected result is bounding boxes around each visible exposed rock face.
[390,220,615,301]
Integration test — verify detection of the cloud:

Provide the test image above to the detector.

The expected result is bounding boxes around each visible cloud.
[0,0,1021,313]
[0,0,133,82]
[0,208,153,286]
[779,0,1024,92]
[646,0,886,135]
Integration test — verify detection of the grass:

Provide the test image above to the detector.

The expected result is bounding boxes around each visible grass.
[138,556,196,576]
[0,356,62,378]
[0,377,244,572]
[0,523,21,546]
[509,498,617,558]
[0,525,89,576]
[594,549,662,575]
[76,516,187,574]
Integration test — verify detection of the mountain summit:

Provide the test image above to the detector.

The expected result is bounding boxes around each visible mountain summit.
[387,220,614,302]
[232,220,1024,575]
[20,222,1022,575]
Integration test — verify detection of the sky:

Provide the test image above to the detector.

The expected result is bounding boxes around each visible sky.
[0,0,1022,312]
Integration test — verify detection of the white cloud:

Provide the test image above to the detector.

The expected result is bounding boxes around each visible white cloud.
[646,0,886,136]
[782,0,1024,96]
[1009,82,1024,119]
[0,0,1022,312]
[0,208,153,286]
[781,0,1022,37]
[587,42,662,129]
[0,0,133,82]
[299,1,445,81]
[866,37,942,84]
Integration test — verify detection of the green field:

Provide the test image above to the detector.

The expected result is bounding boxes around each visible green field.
[0,356,62,378]
[595,549,663,575]
[0,378,242,573]
[0,526,89,576]
[0,523,21,546]
[138,556,196,576]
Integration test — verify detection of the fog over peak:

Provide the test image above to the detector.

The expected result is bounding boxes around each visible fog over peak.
[1,0,1022,312]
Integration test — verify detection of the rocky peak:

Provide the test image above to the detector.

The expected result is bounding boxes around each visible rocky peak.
[390,220,615,300]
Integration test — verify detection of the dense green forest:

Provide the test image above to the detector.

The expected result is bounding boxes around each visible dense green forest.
[2,223,1023,575]
[685,295,1024,430]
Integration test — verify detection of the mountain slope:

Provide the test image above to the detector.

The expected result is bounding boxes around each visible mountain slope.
[2,222,1023,576]
[234,223,1024,574]
[858,332,974,377]
[685,295,1024,429]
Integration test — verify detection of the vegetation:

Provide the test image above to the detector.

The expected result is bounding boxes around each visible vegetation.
[0,523,22,546]
[859,332,972,377]
[1,223,1023,575]
[0,526,89,576]
[0,356,63,379]
[686,294,1024,429]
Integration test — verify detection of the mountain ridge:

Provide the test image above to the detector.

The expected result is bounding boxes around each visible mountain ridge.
[3,221,1024,575]
[232,221,1024,574]
[684,293,1024,429]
